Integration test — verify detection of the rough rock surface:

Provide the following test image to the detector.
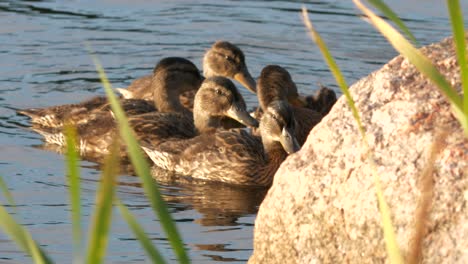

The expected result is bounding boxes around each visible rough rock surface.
[249,36,468,263]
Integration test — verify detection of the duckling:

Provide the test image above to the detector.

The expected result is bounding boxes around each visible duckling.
[256,65,323,146]
[18,57,202,128]
[142,100,299,187]
[304,84,337,116]
[32,77,257,160]
[116,40,256,103]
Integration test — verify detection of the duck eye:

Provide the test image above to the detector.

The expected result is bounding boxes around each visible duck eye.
[270,113,279,122]
[215,89,222,95]
[224,55,235,63]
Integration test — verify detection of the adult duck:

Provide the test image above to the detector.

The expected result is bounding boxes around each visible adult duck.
[256,65,324,146]
[18,57,203,128]
[116,40,257,105]
[142,100,299,187]
[33,77,258,159]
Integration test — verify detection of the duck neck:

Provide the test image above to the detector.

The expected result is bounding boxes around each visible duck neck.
[258,88,284,111]
[259,97,273,111]
[152,76,185,113]
[262,138,288,164]
[258,78,291,111]
[255,138,288,186]
[193,105,220,134]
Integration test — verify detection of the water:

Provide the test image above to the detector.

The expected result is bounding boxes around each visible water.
[0,0,465,263]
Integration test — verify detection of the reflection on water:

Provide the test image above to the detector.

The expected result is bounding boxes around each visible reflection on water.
[152,167,267,227]
[0,0,465,263]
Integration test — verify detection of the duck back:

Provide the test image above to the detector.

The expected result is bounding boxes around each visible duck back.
[143,129,283,186]
[18,96,109,128]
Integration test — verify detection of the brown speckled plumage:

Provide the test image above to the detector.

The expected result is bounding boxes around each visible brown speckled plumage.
[27,77,256,161]
[143,101,299,187]
[18,57,201,129]
[18,96,109,128]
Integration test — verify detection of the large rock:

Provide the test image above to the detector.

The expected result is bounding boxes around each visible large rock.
[249,36,467,263]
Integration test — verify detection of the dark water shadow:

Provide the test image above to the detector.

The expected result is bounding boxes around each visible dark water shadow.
[35,141,267,227]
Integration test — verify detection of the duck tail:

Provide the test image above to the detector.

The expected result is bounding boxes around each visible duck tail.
[17,108,41,119]
[18,108,64,128]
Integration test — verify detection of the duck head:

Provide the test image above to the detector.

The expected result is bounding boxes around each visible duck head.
[153,57,204,93]
[257,65,308,110]
[152,57,204,112]
[259,100,300,154]
[203,41,257,94]
[194,76,259,132]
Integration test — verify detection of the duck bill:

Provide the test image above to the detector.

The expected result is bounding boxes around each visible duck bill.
[226,103,259,128]
[288,95,308,107]
[280,127,300,154]
[234,68,257,94]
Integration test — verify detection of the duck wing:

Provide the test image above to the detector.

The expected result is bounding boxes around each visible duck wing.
[18,96,109,128]
[144,129,267,186]
[19,95,158,130]
[106,99,157,116]
[30,113,119,158]
[130,112,196,147]
[30,109,192,160]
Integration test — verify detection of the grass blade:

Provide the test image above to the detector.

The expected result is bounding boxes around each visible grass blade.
[353,0,466,136]
[0,204,53,264]
[302,7,404,263]
[447,0,468,132]
[116,199,167,264]
[408,132,446,263]
[86,139,119,264]
[367,0,418,45]
[301,7,366,139]
[373,180,405,264]
[88,49,189,264]
[452,106,468,137]
[64,124,82,262]
[0,175,15,206]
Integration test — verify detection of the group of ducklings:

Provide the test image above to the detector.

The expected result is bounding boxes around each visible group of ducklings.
[19,41,337,187]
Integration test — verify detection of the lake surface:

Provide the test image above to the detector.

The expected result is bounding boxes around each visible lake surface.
[0,0,466,263]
